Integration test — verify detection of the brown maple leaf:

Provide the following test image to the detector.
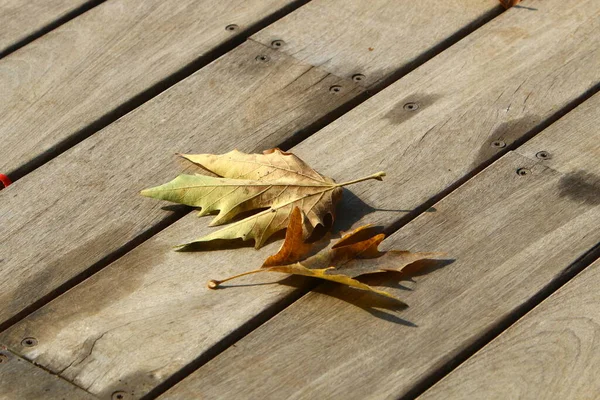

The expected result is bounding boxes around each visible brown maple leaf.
[208,208,445,300]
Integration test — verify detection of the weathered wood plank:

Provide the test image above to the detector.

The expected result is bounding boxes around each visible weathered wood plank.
[0,39,362,325]
[0,0,299,177]
[419,258,600,400]
[0,0,506,332]
[160,92,600,399]
[0,346,97,400]
[0,0,95,56]
[1,0,598,397]
[252,0,501,87]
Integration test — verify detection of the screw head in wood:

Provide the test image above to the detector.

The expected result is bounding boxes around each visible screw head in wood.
[536,151,551,160]
[255,55,270,63]
[516,168,531,176]
[111,391,130,400]
[403,102,419,111]
[271,40,285,48]
[352,74,366,82]
[21,337,38,347]
[491,140,506,148]
[225,24,239,32]
[329,85,342,94]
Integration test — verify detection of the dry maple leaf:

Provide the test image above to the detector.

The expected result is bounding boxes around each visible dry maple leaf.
[141,149,385,249]
[208,208,445,300]
[498,0,521,8]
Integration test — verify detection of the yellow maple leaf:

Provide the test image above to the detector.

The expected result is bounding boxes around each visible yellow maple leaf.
[141,149,384,249]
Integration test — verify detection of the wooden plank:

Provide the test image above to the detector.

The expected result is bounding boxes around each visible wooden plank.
[252,0,501,87]
[1,0,598,397]
[0,1,508,396]
[0,0,300,177]
[0,39,362,326]
[419,258,600,400]
[0,0,95,56]
[160,93,600,399]
[0,0,506,335]
[0,346,97,400]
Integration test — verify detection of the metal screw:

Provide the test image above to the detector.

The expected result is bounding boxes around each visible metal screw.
[329,85,342,94]
[0,353,9,363]
[111,391,130,400]
[536,151,551,160]
[225,24,239,32]
[111,390,131,400]
[271,40,285,48]
[403,102,419,111]
[255,55,270,62]
[21,337,38,347]
[516,168,531,176]
[491,140,506,148]
[352,74,366,83]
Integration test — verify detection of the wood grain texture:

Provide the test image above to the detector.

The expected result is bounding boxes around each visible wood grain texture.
[0,346,96,400]
[0,0,509,396]
[0,39,361,326]
[0,0,296,176]
[0,0,93,55]
[252,0,501,87]
[1,0,598,397]
[420,257,600,400]
[161,93,600,399]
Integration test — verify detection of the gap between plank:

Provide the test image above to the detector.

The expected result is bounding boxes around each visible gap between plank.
[0,210,186,333]
[383,82,600,237]
[5,0,313,183]
[276,5,504,151]
[0,3,528,396]
[138,82,600,400]
[399,243,600,400]
[141,280,321,400]
[0,0,107,60]
[0,0,507,336]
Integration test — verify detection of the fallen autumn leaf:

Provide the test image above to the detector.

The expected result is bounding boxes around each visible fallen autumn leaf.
[141,149,385,249]
[208,208,445,301]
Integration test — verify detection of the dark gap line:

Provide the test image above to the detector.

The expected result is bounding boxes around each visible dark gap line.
[1,1,507,335]
[141,47,599,400]
[370,6,503,95]
[140,280,320,400]
[5,3,571,398]
[0,0,107,60]
[277,5,505,151]
[133,8,517,400]
[384,82,600,237]
[399,243,600,400]
[386,84,600,398]
[6,0,313,182]
[0,209,187,334]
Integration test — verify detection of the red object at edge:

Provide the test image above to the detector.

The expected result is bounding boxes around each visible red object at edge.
[0,174,11,189]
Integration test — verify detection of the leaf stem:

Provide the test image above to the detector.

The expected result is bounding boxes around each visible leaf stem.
[337,171,386,188]
[207,268,267,288]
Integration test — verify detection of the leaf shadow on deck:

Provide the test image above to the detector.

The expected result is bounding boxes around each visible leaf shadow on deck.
[187,187,450,324]
[216,258,454,326]
[514,5,538,11]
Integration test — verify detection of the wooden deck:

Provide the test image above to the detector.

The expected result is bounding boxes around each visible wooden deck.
[0,0,598,399]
